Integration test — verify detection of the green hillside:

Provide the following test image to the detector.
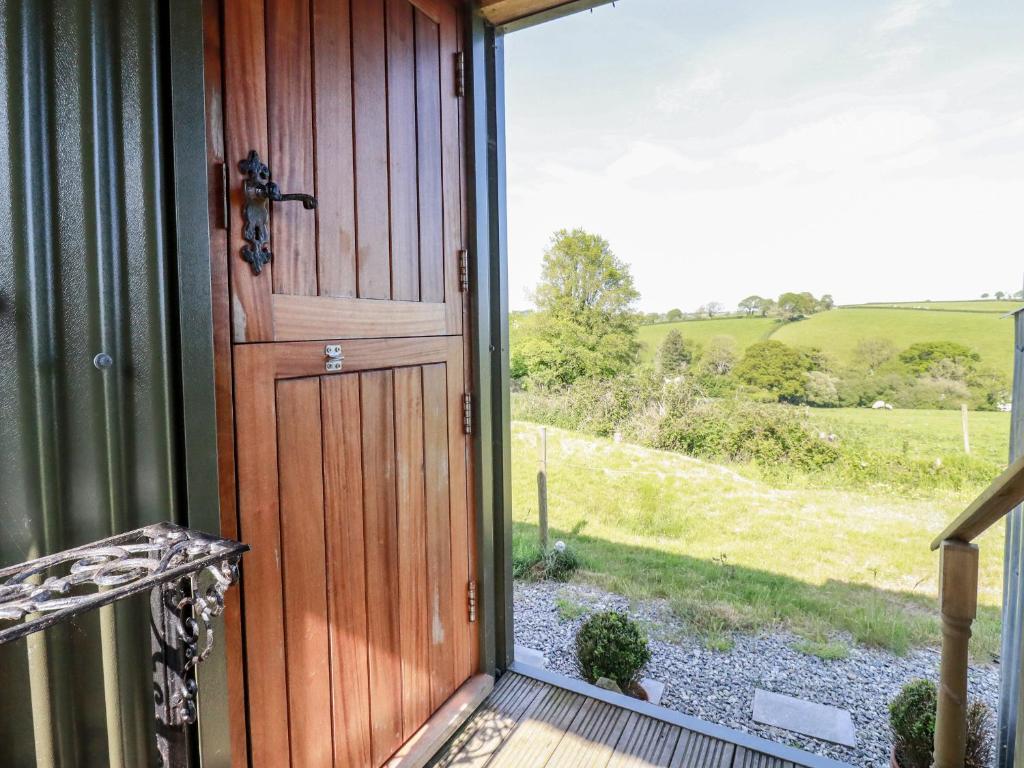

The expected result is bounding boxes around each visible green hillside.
[772,307,1014,377]
[640,305,1015,376]
[852,300,1020,314]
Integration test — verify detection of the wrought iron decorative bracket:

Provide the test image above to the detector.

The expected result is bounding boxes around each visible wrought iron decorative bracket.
[0,523,248,766]
[239,149,317,276]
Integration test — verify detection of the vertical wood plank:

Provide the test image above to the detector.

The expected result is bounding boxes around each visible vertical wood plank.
[414,11,444,303]
[361,370,404,763]
[395,367,431,734]
[266,0,317,296]
[223,0,273,340]
[352,0,392,299]
[439,2,463,333]
[276,379,333,768]
[321,374,373,767]
[387,0,420,301]
[445,341,472,683]
[233,346,290,765]
[202,0,250,762]
[313,0,357,297]
[422,362,455,708]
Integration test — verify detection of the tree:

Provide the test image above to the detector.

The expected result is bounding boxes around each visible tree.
[703,335,737,375]
[777,291,817,320]
[981,293,990,299]
[658,330,698,376]
[666,308,684,322]
[996,291,1006,300]
[899,341,981,376]
[706,301,725,317]
[853,338,897,374]
[735,340,810,402]
[738,295,765,316]
[523,228,640,386]
[641,312,663,325]
[757,297,776,317]
[818,294,835,311]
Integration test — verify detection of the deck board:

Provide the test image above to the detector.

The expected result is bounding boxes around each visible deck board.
[430,671,846,768]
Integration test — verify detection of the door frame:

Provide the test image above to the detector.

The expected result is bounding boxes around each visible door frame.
[166,1,234,766]
[170,1,517,764]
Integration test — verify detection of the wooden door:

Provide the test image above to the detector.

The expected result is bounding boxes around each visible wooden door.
[234,339,475,767]
[224,0,464,343]
[219,0,474,765]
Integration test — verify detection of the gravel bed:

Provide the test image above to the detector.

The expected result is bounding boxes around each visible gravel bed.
[514,581,998,768]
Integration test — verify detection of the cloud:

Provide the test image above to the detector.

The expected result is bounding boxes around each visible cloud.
[606,142,710,181]
[732,107,938,174]
[655,67,724,114]
[876,0,949,35]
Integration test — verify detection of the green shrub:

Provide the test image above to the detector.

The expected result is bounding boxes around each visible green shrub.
[512,541,580,582]
[890,679,936,768]
[889,679,993,768]
[575,611,651,690]
[511,377,1000,494]
[655,399,842,473]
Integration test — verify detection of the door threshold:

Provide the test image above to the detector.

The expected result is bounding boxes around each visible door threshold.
[386,674,495,768]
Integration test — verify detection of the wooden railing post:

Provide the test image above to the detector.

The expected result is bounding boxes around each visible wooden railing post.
[934,539,980,768]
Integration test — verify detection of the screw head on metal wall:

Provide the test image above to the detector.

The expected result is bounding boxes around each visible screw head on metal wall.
[93,352,113,370]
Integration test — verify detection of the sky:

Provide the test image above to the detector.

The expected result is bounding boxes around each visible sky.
[502,0,1024,313]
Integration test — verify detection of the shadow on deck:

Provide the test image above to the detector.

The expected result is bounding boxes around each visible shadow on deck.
[431,664,852,768]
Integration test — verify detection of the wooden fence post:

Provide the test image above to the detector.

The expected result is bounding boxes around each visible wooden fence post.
[934,539,980,768]
[537,427,548,551]
[962,403,971,455]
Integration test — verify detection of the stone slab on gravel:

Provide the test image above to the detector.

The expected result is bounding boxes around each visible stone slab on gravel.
[514,644,547,668]
[641,677,665,705]
[752,689,856,747]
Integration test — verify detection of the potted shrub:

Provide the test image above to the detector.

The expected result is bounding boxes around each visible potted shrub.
[575,610,651,699]
[889,679,992,768]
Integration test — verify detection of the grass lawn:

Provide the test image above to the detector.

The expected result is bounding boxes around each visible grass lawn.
[638,316,778,362]
[511,420,1005,659]
[771,307,1014,378]
[850,299,1020,314]
[805,407,1010,467]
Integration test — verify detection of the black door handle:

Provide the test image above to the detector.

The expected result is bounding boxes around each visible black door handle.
[238,150,318,275]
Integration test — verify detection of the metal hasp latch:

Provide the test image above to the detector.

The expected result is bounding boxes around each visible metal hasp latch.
[239,149,318,276]
[0,523,248,768]
[325,344,344,372]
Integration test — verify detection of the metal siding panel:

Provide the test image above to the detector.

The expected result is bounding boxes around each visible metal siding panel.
[0,1,176,765]
[999,309,1024,767]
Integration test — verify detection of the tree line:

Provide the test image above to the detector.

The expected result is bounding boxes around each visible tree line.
[641,292,834,325]
[510,227,1007,411]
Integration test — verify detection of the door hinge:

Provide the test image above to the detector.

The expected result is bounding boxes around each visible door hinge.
[219,161,229,230]
[467,580,477,623]
[463,393,473,435]
[454,51,465,98]
[458,249,469,293]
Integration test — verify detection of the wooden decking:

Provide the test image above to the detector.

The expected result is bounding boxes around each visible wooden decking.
[431,667,849,768]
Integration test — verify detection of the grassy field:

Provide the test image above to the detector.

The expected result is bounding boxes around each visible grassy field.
[805,407,1010,466]
[772,307,1014,377]
[638,305,1014,376]
[511,418,1007,660]
[851,299,1020,313]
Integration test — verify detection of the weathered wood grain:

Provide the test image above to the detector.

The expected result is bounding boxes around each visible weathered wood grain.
[322,373,373,766]
[361,370,404,764]
[276,378,332,767]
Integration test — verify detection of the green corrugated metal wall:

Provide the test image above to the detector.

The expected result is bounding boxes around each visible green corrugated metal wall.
[0,0,179,765]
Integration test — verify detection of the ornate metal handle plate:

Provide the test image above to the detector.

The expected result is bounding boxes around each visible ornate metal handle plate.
[239,150,317,276]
